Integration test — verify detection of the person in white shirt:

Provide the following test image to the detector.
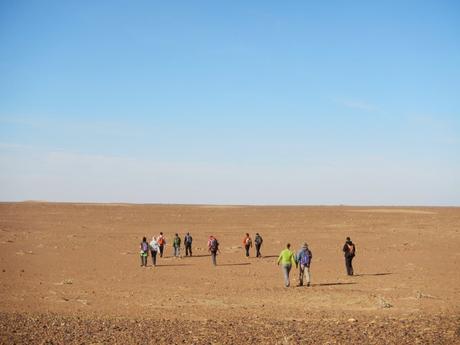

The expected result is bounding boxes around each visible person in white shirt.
[149,236,160,266]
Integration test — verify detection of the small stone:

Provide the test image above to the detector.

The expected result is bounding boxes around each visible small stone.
[377,296,393,308]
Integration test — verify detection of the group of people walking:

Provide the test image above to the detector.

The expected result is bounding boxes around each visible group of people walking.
[139,231,190,267]
[140,233,222,266]
[242,233,263,258]
[276,237,356,287]
[171,232,194,257]
[277,242,313,287]
[139,232,356,287]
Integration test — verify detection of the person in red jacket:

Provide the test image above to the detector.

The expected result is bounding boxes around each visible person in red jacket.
[243,233,252,258]
[343,237,356,276]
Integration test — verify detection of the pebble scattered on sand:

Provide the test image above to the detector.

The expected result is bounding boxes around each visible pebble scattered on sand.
[0,313,458,345]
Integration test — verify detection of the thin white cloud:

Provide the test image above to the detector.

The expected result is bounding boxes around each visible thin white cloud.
[406,114,460,146]
[0,114,144,138]
[0,142,38,150]
[337,99,380,112]
[0,116,41,127]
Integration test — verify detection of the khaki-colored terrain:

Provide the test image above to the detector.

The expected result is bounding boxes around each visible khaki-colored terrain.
[0,202,459,344]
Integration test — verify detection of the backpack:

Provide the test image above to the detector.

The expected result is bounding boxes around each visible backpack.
[185,235,192,244]
[174,237,181,246]
[300,250,311,266]
[254,235,262,245]
[347,244,355,257]
[158,237,165,245]
[210,238,219,252]
[245,238,252,246]
[141,242,148,252]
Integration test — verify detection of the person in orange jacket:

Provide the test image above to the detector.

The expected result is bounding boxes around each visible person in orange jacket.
[157,232,166,257]
[243,233,252,258]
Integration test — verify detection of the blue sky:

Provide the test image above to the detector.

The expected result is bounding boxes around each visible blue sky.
[0,1,459,205]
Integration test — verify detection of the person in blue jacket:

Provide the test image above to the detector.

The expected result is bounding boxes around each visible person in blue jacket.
[296,242,313,287]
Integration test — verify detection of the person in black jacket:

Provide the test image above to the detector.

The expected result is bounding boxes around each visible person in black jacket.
[343,237,356,276]
[184,232,193,256]
[254,233,263,258]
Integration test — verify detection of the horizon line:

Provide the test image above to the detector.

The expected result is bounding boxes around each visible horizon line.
[0,200,459,208]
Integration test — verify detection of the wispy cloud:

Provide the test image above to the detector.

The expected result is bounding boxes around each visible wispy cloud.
[336,99,380,112]
[407,114,460,145]
[0,114,144,138]
[0,142,39,151]
[0,116,41,127]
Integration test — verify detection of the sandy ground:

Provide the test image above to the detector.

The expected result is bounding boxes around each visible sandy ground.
[0,202,459,344]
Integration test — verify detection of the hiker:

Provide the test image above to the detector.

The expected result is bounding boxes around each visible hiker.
[149,236,160,266]
[207,235,213,251]
[277,243,296,287]
[157,232,166,257]
[208,235,219,266]
[296,242,313,287]
[243,233,252,258]
[173,233,181,257]
[254,233,263,258]
[140,237,149,267]
[184,232,193,256]
[343,236,356,276]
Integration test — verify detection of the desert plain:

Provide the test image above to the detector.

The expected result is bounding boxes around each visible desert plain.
[0,202,459,344]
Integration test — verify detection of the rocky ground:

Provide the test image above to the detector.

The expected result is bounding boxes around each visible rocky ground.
[1,312,459,345]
